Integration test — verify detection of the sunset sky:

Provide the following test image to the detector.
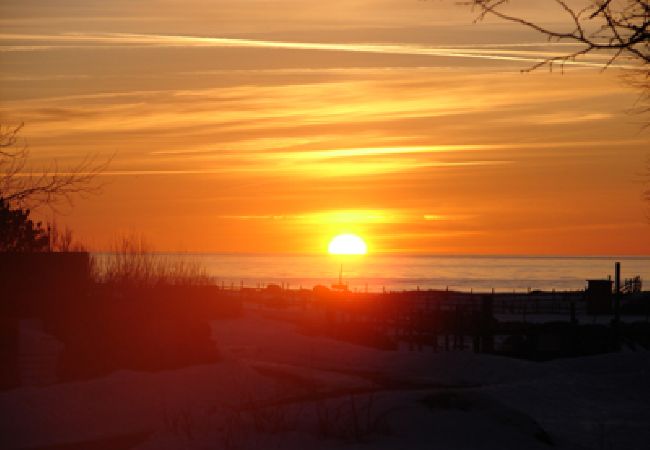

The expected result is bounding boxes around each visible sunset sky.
[1,0,648,254]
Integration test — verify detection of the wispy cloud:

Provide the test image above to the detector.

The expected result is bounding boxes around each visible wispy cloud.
[1,3,648,254]
[2,66,641,182]
[216,208,468,224]
[524,112,613,125]
[0,32,632,68]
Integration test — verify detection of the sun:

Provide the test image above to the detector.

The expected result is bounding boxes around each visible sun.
[328,234,367,255]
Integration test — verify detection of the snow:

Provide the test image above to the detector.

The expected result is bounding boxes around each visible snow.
[2,304,649,450]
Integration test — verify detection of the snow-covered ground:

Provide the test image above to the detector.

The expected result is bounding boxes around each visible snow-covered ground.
[2,304,649,450]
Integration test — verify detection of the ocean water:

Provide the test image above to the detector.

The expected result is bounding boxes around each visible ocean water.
[159,254,650,293]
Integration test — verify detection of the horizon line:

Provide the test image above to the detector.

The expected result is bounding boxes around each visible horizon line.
[89,251,650,259]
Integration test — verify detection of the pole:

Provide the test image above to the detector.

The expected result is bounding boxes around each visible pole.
[614,262,621,323]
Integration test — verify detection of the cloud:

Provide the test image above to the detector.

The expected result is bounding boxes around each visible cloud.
[216,208,469,225]
[0,32,631,69]
[526,112,613,125]
[2,65,641,183]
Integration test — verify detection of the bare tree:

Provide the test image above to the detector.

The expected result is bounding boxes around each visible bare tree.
[462,1,650,216]
[463,1,649,72]
[0,123,110,209]
[47,220,87,252]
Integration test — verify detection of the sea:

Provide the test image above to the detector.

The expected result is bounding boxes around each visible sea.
[157,254,650,293]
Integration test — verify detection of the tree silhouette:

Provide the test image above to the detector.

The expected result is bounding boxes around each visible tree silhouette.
[1,123,110,209]
[464,1,649,115]
[0,123,110,251]
[465,1,649,70]
[462,1,650,217]
[0,198,49,252]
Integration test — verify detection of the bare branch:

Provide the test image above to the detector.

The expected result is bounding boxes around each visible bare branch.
[459,0,649,125]
[0,123,112,210]
[462,0,650,69]
[0,123,26,158]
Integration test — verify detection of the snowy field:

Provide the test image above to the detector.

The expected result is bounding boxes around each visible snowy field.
[2,304,650,450]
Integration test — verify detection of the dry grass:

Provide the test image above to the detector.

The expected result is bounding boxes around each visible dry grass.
[95,234,213,287]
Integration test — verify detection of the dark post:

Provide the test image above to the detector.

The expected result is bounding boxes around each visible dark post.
[480,295,494,353]
[570,301,577,325]
[614,262,621,323]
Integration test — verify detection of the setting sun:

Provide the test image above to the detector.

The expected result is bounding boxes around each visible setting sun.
[328,234,368,255]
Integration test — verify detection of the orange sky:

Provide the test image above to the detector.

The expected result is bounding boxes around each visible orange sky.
[1,1,649,254]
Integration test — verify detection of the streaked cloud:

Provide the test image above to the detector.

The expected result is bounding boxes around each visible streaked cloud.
[526,112,614,125]
[217,209,467,225]
[1,2,648,254]
[0,32,630,69]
